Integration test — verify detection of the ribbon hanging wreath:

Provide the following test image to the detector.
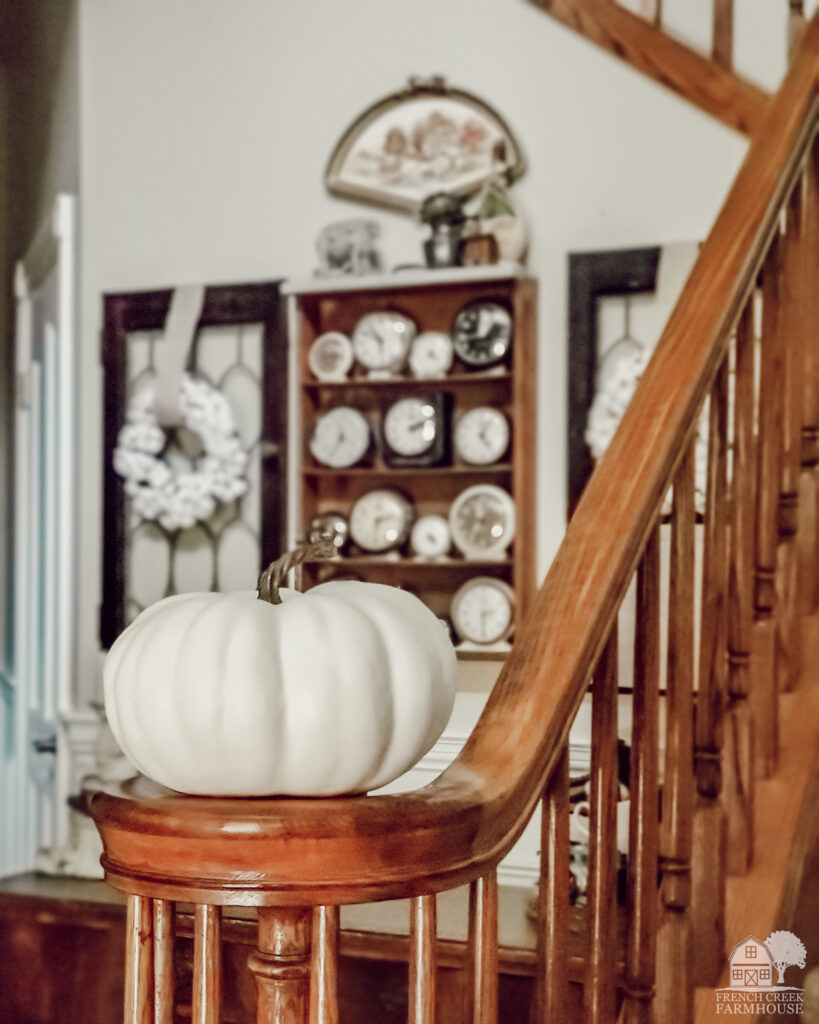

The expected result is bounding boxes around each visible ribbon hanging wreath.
[112,287,249,532]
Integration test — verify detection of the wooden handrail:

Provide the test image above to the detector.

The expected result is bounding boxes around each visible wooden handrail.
[93,18,819,913]
[531,0,769,135]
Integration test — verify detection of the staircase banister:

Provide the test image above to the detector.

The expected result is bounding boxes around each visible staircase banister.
[91,17,819,909]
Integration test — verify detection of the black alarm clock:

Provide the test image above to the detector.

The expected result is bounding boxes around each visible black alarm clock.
[451,300,513,369]
[381,393,452,468]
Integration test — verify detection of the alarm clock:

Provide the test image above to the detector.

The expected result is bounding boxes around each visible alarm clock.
[454,407,510,466]
[352,310,417,377]
[309,407,371,468]
[410,515,451,559]
[450,576,516,645]
[408,331,454,379]
[381,393,451,468]
[451,300,513,369]
[349,489,415,553]
[449,484,515,559]
[308,331,354,381]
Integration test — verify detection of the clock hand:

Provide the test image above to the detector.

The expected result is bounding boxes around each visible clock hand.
[409,419,427,432]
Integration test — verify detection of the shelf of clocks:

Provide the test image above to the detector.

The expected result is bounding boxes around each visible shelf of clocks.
[286,269,536,653]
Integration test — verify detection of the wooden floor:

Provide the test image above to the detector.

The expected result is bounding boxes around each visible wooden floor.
[693,615,819,1024]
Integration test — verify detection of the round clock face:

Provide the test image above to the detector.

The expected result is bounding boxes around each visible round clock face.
[307,511,349,553]
[454,407,510,465]
[408,331,454,379]
[309,407,371,468]
[308,331,354,381]
[451,577,516,644]
[410,514,451,559]
[449,484,516,559]
[349,489,414,553]
[451,301,513,368]
[352,311,417,376]
[383,397,439,458]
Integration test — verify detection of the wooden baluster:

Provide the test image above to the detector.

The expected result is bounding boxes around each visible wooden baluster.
[655,441,695,1024]
[310,906,339,1024]
[466,872,498,1024]
[712,0,733,69]
[535,746,570,1021]
[153,900,175,1024]
[692,366,729,985]
[752,235,783,778]
[192,905,221,1024]
[408,895,437,1024]
[810,140,819,612]
[585,628,618,1024]
[724,304,756,876]
[776,184,805,692]
[249,907,312,1024]
[622,525,661,1024]
[125,895,154,1024]
[788,0,806,63]
[799,147,819,613]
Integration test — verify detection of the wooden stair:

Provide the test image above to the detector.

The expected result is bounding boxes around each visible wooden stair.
[530,0,773,134]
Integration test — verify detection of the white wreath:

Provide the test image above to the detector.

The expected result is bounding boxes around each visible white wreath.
[113,373,249,531]
[585,349,708,512]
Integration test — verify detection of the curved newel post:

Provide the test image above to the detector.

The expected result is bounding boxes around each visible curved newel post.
[691,362,729,986]
[724,303,756,877]
[798,141,819,614]
[585,628,619,1024]
[655,441,696,1024]
[751,235,784,779]
[248,907,312,1024]
[622,526,661,1024]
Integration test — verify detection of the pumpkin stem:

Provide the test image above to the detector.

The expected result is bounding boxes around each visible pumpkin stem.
[257,540,335,605]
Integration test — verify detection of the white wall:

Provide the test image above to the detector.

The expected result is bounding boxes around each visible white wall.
[76,0,775,700]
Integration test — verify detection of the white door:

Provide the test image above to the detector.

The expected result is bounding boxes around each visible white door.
[0,195,76,876]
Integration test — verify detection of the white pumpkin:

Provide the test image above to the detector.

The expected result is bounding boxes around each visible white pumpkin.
[103,579,456,796]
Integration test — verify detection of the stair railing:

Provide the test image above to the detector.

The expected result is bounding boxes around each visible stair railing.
[92,17,819,1024]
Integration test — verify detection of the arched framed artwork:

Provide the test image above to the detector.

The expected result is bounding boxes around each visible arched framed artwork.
[325,76,525,214]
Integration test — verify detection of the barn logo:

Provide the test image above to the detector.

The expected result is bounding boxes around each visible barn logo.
[715,931,806,1014]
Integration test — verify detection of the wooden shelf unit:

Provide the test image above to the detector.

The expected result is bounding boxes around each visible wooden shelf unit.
[287,268,537,648]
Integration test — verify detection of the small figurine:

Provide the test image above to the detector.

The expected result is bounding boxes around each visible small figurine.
[315,219,382,277]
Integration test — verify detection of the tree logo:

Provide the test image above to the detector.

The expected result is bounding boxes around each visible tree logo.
[764,931,807,986]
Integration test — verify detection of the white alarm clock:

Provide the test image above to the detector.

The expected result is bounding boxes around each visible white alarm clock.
[410,515,451,559]
[454,407,510,465]
[408,331,454,379]
[309,407,371,468]
[450,576,516,644]
[449,484,516,559]
[349,489,415,553]
[308,331,354,381]
[352,311,417,377]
